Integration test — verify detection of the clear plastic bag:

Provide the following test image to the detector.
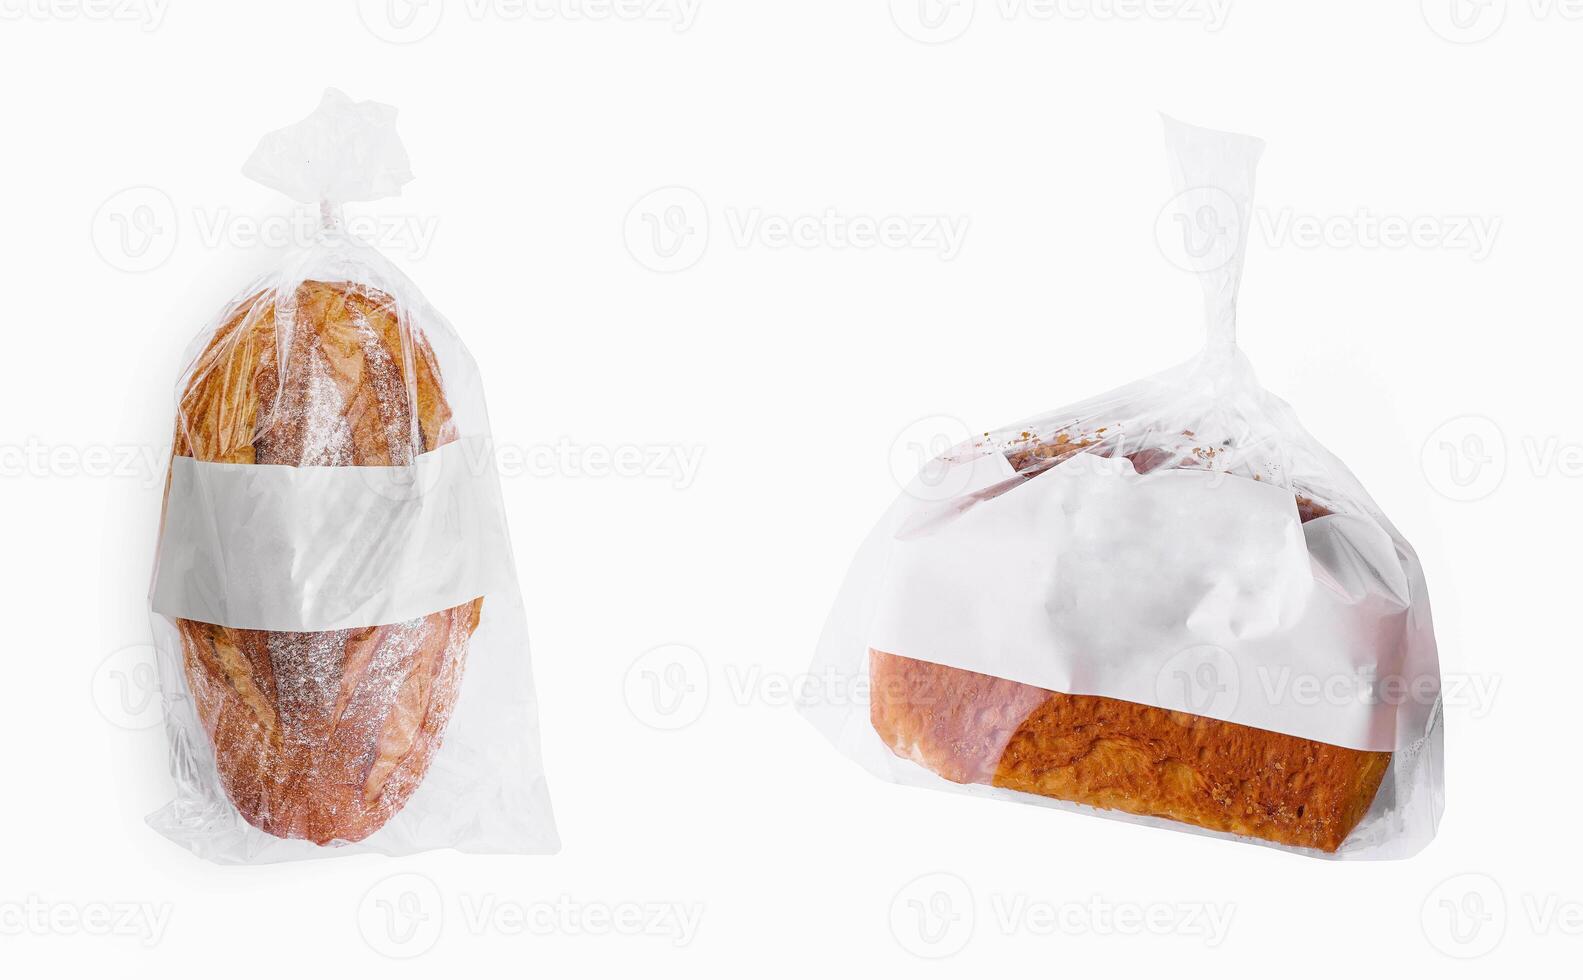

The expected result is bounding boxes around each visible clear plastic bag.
[147,90,558,863]
[803,117,1444,859]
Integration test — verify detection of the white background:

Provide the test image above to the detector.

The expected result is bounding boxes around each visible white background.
[1,0,1577,974]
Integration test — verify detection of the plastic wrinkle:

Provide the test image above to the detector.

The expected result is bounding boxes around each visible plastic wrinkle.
[147,94,557,863]
[802,118,1444,859]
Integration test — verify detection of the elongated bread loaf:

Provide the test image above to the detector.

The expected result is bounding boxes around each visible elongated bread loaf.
[869,437,1391,852]
[169,280,479,845]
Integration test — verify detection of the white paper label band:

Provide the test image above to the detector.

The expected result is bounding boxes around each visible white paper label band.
[152,437,513,632]
[867,451,1420,753]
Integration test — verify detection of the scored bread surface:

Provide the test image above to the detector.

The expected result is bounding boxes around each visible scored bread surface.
[169,280,479,845]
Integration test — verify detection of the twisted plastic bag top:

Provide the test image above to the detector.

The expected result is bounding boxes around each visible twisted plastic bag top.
[242,88,414,207]
[173,89,487,466]
[1159,113,1263,350]
[977,117,1377,526]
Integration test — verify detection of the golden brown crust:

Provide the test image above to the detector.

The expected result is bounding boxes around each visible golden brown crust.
[870,651,1389,852]
[170,280,478,845]
[869,432,1390,852]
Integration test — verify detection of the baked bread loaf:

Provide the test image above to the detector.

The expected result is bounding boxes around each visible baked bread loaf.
[869,433,1391,852]
[170,279,479,845]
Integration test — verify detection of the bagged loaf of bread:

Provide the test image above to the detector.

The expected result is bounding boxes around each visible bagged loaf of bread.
[803,117,1444,859]
[147,90,558,862]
